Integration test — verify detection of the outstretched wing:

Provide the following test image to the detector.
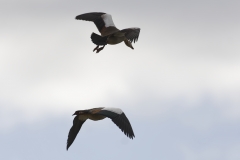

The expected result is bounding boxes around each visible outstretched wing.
[95,108,135,139]
[75,12,119,36]
[76,12,106,21]
[121,28,140,43]
[66,116,86,150]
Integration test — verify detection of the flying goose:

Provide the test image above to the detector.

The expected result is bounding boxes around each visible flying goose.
[67,107,135,150]
[76,12,140,53]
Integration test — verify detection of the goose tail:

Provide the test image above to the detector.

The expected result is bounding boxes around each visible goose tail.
[91,33,107,45]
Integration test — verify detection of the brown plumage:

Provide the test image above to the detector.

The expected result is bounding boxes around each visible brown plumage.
[67,107,135,150]
[76,12,140,53]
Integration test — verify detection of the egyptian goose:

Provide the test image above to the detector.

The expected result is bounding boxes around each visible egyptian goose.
[67,107,135,150]
[76,12,140,53]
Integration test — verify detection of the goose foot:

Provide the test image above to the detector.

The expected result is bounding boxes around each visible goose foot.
[93,45,99,52]
[96,45,105,53]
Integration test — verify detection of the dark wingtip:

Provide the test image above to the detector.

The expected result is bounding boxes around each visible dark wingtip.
[129,134,135,139]
[75,15,82,20]
[66,143,71,151]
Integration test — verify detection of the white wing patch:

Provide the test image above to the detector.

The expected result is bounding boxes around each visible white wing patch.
[102,107,123,114]
[129,27,140,30]
[101,14,115,27]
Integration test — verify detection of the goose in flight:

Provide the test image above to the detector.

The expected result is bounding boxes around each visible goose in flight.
[76,12,140,53]
[67,107,135,150]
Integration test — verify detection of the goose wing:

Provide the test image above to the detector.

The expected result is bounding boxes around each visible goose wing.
[94,107,135,139]
[76,12,106,21]
[121,28,140,43]
[67,116,86,150]
[75,12,119,36]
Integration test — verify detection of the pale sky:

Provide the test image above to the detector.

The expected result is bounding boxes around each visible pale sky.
[1,0,240,159]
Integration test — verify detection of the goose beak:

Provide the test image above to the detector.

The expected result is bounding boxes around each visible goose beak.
[72,111,78,116]
[124,39,134,49]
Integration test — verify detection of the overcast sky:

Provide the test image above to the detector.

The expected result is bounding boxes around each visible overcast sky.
[1,0,240,159]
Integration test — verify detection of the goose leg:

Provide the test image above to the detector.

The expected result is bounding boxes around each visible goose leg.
[93,45,99,52]
[96,45,105,53]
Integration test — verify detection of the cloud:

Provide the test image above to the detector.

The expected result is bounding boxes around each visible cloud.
[1,0,240,132]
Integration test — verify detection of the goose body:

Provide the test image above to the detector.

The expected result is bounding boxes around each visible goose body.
[67,107,135,150]
[76,12,140,53]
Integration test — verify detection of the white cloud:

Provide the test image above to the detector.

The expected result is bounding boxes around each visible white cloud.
[1,0,240,131]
